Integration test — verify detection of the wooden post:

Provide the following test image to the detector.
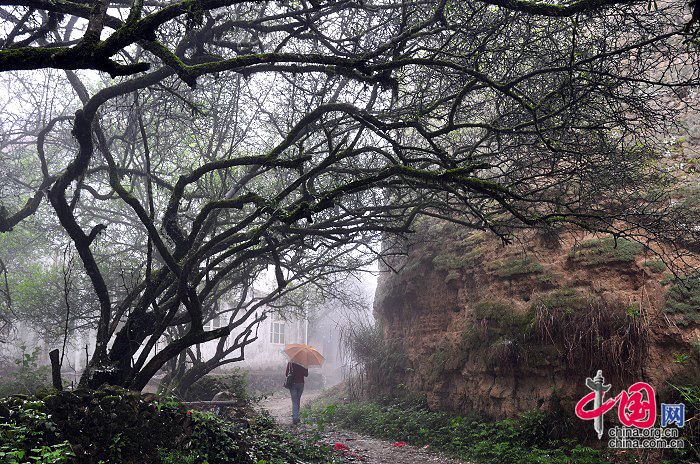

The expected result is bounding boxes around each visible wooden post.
[49,349,63,391]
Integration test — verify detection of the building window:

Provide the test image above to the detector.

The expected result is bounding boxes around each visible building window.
[270,320,285,344]
[205,314,222,330]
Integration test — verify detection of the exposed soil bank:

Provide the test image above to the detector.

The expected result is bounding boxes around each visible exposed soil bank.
[374,222,699,418]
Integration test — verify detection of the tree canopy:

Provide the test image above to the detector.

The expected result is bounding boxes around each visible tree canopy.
[1,0,699,390]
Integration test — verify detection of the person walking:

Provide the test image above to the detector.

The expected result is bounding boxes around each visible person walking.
[285,361,308,424]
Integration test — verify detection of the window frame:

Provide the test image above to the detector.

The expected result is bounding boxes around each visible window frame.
[270,319,286,345]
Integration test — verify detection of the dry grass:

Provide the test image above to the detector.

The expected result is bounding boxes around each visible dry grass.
[485,337,525,372]
[340,321,408,398]
[532,292,648,380]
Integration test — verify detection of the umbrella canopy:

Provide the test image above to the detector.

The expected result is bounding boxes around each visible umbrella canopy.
[283,343,325,368]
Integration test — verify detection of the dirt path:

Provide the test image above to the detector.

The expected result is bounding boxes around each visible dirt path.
[260,390,469,464]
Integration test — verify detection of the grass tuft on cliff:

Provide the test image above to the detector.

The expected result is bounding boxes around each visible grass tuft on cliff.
[486,256,544,278]
[567,237,643,266]
[473,299,534,336]
[664,273,700,326]
[531,290,648,379]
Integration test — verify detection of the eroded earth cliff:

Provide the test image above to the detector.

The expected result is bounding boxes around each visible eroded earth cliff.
[374,221,700,418]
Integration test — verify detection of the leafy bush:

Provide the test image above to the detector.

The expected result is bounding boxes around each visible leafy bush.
[0,387,337,464]
[0,345,51,397]
[536,271,561,287]
[568,237,643,266]
[473,299,533,337]
[426,338,470,382]
[303,401,609,464]
[531,287,589,314]
[184,371,250,402]
[0,401,74,463]
[167,409,337,464]
[660,384,700,463]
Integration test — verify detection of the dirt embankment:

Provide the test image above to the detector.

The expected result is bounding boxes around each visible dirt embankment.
[374,222,700,418]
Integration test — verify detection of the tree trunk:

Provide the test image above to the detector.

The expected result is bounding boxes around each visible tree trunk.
[49,349,63,391]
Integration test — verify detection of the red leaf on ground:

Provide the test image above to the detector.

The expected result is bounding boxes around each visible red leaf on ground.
[392,441,408,447]
[333,442,350,451]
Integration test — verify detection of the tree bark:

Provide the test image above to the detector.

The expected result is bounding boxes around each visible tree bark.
[49,349,63,391]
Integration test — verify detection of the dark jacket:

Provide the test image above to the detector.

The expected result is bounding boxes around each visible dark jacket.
[285,362,308,384]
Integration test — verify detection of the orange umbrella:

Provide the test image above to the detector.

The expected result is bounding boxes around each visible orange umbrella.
[283,343,325,368]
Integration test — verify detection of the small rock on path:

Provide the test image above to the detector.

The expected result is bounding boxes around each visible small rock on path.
[259,390,469,464]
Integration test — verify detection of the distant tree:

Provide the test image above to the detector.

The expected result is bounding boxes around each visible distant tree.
[0,0,699,389]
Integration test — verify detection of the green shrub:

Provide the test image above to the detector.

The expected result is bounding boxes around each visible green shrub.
[0,345,51,397]
[568,237,643,266]
[445,269,461,283]
[536,271,561,286]
[427,338,470,382]
[664,273,700,326]
[486,256,543,278]
[661,384,700,463]
[460,326,486,349]
[432,246,486,272]
[303,401,611,464]
[474,299,512,319]
[184,371,249,402]
[0,402,74,463]
[179,410,336,464]
[0,388,337,464]
[643,259,666,273]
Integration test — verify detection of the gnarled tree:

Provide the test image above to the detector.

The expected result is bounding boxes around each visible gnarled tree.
[1,0,699,389]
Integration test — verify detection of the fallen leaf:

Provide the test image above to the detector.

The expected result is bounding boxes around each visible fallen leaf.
[333,442,350,451]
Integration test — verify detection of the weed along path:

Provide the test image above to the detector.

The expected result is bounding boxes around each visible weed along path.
[260,391,469,464]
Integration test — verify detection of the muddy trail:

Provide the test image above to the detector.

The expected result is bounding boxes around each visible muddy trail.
[259,390,470,464]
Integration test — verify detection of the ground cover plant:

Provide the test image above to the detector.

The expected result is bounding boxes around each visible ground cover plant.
[303,398,697,464]
[304,400,606,464]
[0,386,338,464]
[2,0,700,395]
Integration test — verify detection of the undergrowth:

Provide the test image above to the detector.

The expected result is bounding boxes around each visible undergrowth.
[427,338,470,382]
[303,401,608,464]
[0,388,337,463]
[342,321,408,397]
[658,383,700,463]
